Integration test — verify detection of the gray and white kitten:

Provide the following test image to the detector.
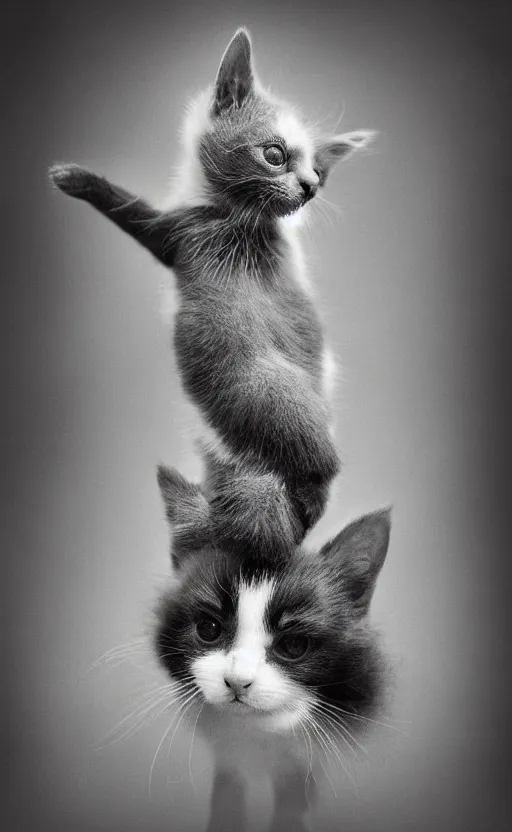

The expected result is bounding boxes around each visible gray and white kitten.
[49,28,375,553]
[155,465,391,830]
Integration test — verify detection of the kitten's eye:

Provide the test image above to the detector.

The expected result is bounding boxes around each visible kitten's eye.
[263,145,286,167]
[196,618,222,643]
[274,634,310,662]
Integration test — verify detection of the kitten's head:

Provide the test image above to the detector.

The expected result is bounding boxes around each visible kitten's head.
[155,465,391,733]
[179,28,375,219]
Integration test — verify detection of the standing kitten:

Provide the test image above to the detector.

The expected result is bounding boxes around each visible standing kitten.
[155,464,391,830]
[49,28,375,549]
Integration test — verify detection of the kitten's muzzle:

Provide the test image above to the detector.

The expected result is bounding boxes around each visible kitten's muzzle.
[224,676,253,696]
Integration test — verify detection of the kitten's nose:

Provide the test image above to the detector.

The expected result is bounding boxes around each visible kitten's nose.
[300,180,317,202]
[224,675,253,694]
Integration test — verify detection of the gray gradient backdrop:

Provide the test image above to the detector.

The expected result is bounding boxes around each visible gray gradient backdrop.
[5,1,512,830]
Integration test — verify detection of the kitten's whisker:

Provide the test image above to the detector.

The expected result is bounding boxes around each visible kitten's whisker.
[99,681,198,744]
[312,705,368,757]
[103,696,185,749]
[149,690,200,797]
[164,685,201,787]
[188,701,204,792]
[329,99,347,133]
[156,647,188,659]
[288,718,315,801]
[302,716,338,798]
[312,198,336,229]
[314,699,409,735]
[94,693,178,751]
[305,713,358,793]
[298,721,316,794]
[85,637,148,674]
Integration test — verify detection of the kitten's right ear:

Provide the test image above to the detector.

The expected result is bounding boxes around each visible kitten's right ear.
[212,28,254,116]
[321,508,391,615]
[314,130,377,185]
[157,465,211,564]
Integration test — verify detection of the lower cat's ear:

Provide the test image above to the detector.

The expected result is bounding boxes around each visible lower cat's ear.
[157,465,211,564]
[314,130,377,185]
[321,508,391,614]
[212,28,254,116]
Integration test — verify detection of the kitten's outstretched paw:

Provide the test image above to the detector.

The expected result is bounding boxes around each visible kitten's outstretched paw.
[48,163,97,197]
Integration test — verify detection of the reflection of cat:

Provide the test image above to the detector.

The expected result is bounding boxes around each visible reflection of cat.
[49,28,375,552]
[156,464,391,830]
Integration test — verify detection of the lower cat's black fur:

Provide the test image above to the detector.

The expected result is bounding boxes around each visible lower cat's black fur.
[155,477,392,727]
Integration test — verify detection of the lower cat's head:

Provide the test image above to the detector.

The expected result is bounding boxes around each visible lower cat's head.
[175,28,376,220]
[155,465,391,734]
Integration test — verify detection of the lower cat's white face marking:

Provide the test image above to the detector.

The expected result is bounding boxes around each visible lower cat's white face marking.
[229,579,273,678]
[191,579,312,730]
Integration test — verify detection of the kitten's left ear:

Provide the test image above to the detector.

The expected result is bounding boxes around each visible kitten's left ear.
[321,508,391,615]
[157,465,212,565]
[213,28,254,116]
[314,130,377,185]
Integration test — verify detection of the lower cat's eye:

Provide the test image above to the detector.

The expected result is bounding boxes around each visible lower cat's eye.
[263,145,286,167]
[196,618,222,644]
[273,634,310,662]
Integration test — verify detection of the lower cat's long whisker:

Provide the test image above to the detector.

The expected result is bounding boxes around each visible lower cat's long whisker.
[306,712,358,793]
[149,689,200,797]
[312,704,369,757]
[94,681,197,750]
[85,637,149,675]
[315,698,409,735]
[188,701,204,791]
[298,721,316,794]
[301,715,338,798]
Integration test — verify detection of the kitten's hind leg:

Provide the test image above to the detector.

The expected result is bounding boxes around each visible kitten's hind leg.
[49,163,177,265]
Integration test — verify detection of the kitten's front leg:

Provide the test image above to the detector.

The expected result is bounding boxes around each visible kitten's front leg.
[206,766,247,832]
[268,755,317,832]
[49,163,177,265]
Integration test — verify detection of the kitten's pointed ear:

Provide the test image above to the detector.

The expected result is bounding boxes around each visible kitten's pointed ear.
[213,28,254,116]
[314,130,377,185]
[157,465,211,564]
[321,508,391,615]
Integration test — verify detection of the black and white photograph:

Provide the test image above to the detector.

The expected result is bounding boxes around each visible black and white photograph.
[5,2,511,830]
